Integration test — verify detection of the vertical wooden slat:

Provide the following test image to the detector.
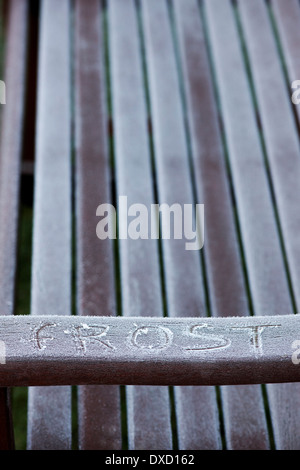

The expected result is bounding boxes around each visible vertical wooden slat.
[0,0,28,321]
[237,0,300,450]
[141,0,221,450]
[108,0,172,450]
[0,0,28,450]
[27,0,72,450]
[204,0,300,449]
[238,0,300,312]
[74,0,122,450]
[271,0,300,131]
[173,0,269,450]
[203,0,291,316]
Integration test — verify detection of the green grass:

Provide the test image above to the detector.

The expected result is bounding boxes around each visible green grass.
[12,202,33,450]
[12,388,28,450]
[15,204,33,317]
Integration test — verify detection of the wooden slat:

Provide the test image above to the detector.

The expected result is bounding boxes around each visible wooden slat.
[238,0,300,312]
[0,0,5,101]
[108,0,172,450]
[0,0,28,322]
[204,0,300,450]
[74,0,122,450]
[0,0,28,450]
[237,0,300,450]
[173,0,269,450]
[140,0,221,450]
[0,314,299,387]
[271,0,300,128]
[203,0,291,315]
[27,0,72,450]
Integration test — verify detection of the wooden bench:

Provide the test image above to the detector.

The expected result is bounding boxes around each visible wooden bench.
[1,0,300,450]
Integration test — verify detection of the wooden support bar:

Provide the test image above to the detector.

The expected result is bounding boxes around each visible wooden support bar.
[0,315,298,387]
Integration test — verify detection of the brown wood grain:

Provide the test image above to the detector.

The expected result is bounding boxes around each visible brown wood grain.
[0,0,28,450]
[204,0,300,449]
[237,0,300,450]
[141,0,221,450]
[173,0,269,450]
[74,0,122,450]
[27,0,72,451]
[109,0,172,450]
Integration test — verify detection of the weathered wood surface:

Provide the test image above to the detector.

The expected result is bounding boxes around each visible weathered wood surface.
[0,0,28,450]
[204,0,300,449]
[141,0,221,450]
[238,0,300,312]
[109,0,172,450]
[272,0,300,125]
[174,0,269,450]
[2,0,300,451]
[27,0,72,450]
[0,315,298,387]
[74,0,122,450]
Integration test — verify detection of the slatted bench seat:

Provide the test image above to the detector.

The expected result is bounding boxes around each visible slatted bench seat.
[1,0,300,450]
